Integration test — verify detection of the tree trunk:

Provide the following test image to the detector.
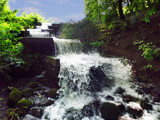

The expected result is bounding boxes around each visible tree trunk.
[118,0,125,20]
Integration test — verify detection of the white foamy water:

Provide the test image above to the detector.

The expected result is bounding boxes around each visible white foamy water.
[27,23,52,38]
[41,37,160,120]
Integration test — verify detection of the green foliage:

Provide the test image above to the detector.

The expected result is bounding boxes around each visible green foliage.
[0,0,44,66]
[60,19,100,44]
[139,42,160,60]
[84,0,158,25]
[7,108,25,120]
[143,64,153,70]
[0,97,2,100]
[143,8,156,23]
[90,41,105,47]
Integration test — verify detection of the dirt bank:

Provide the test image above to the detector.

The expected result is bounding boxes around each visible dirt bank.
[103,12,160,101]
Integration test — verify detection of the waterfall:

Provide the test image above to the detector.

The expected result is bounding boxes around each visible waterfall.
[27,23,52,38]
[41,37,159,120]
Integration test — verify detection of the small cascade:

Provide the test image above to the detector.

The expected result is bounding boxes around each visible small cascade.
[53,37,83,55]
[27,23,52,38]
[41,37,160,120]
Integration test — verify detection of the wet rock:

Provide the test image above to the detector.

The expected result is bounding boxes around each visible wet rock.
[22,88,34,98]
[8,87,22,107]
[89,63,113,91]
[28,82,40,89]
[114,87,126,95]
[116,102,126,114]
[140,101,153,110]
[100,102,120,120]
[17,98,32,113]
[46,88,57,99]
[44,57,60,88]
[123,95,140,103]
[105,95,114,101]
[30,107,44,118]
[126,102,143,119]
[37,98,54,107]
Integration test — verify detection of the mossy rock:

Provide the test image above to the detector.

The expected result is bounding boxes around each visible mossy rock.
[46,88,57,99]
[17,98,32,113]
[28,81,40,88]
[22,88,34,97]
[100,102,120,120]
[8,90,22,107]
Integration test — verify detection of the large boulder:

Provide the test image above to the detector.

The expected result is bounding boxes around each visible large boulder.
[43,56,60,88]
[30,107,44,118]
[46,88,58,99]
[100,102,120,120]
[22,88,34,98]
[126,102,143,119]
[89,63,113,91]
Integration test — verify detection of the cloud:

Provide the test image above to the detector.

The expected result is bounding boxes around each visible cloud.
[29,1,43,6]
[67,13,85,21]
[10,0,16,4]
[22,7,45,16]
[52,17,65,23]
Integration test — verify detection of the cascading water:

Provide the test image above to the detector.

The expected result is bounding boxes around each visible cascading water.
[41,37,159,120]
[27,23,52,38]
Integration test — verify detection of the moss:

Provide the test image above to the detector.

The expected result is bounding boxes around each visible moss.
[17,98,32,109]
[8,90,22,107]
[46,88,57,99]
[17,98,32,113]
[8,87,22,96]
[22,88,33,97]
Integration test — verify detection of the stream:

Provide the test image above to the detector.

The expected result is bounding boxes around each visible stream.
[25,23,160,120]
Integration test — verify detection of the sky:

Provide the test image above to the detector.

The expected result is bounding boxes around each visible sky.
[9,0,85,23]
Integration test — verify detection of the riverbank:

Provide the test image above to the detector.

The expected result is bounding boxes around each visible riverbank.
[102,12,160,102]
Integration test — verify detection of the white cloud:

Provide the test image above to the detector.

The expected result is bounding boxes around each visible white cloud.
[22,7,45,16]
[29,1,43,6]
[10,0,16,4]
[67,13,85,21]
[52,17,65,23]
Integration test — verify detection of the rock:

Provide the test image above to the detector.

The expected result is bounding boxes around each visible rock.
[126,102,143,119]
[44,57,60,88]
[140,101,153,110]
[30,107,44,118]
[28,82,40,88]
[114,87,126,95]
[8,88,22,107]
[100,102,120,120]
[123,95,140,103]
[17,98,32,113]
[116,102,126,114]
[89,63,113,91]
[105,95,114,101]
[22,88,34,97]
[37,97,54,107]
[46,88,57,99]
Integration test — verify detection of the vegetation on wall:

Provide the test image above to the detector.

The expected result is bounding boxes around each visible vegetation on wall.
[0,0,45,66]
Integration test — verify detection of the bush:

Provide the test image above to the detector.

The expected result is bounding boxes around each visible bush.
[139,42,160,61]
